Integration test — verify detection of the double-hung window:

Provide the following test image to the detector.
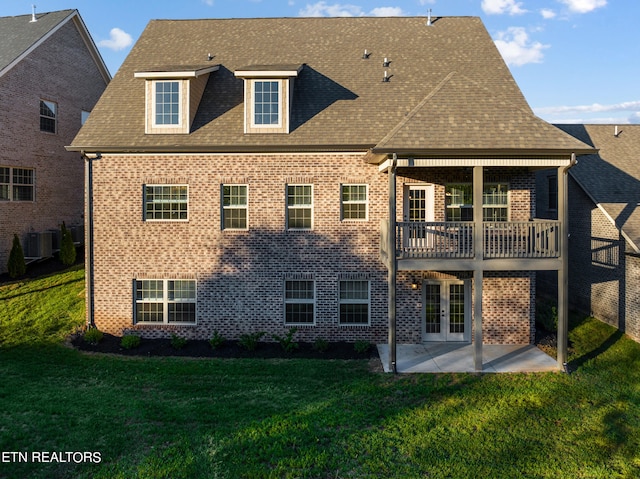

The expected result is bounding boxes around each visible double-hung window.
[284,279,315,325]
[253,80,280,126]
[339,280,370,325]
[154,81,181,126]
[40,100,57,133]
[135,279,196,324]
[341,184,368,221]
[222,185,248,230]
[445,183,508,222]
[287,184,313,230]
[144,185,188,221]
[0,167,34,201]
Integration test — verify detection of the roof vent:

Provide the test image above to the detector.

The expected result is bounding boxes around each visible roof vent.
[29,5,37,23]
[426,9,433,26]
[362,49,371,60]
[614,125,621,137]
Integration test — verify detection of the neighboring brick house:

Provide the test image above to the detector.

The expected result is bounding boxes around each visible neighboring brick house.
[0,9,110,272]
[537,124,640,343]
[69,16,593,370]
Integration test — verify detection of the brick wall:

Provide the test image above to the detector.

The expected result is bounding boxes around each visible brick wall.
[0,20,107,271]
[91,155,537,343]
[568,175,640,343]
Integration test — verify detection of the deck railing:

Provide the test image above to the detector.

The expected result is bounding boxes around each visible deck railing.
[393,220,560,259]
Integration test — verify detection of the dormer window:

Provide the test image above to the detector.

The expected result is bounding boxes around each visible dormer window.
[235,64,303,134]
[154,81,181,126]
[134,64,219,134]
[253,80,281,127]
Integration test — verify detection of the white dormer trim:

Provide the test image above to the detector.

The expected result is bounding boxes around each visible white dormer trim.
[134,65,219,79]
[234,68,301,78]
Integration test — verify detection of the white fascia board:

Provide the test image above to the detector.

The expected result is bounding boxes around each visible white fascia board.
[378,157,573,172]
[134,65,219,79]
[234,69,300,78]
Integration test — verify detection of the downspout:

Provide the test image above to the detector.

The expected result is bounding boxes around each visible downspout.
[81,151,100,329]
[388,153,398,374]
[558,153,577,371]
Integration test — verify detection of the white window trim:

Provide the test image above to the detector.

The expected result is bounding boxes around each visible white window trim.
[151,80,183,129]
[340,184,369,222]
[221,184,249,230]
[250,79,283,129]
[144,184,189,222]
[284,279,316,326]
[286,184,314,231]
[339,280,371,326]
[0,166,35,202]
[134,279,197,325]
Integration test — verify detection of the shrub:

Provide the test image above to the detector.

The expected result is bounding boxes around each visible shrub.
[354,340,371,354]
[239,331,265,351]
[120,335,141,349]
[209,330,226,350]
[84,327,103,345]
[170,334,187,349]
[7,234,26,279]
[537,300,558,332]
[273,327,299,353]
[312,337,329,353]
[59,222,77,266]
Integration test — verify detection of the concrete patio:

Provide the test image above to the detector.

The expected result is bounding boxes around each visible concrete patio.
[377,343,560,373]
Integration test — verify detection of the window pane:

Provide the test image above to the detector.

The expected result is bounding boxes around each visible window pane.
[168,303,196,323]
[285,280,314,300]
[168,280,196,301]
[155,81,180,125]
[340,280,369,300]
[285,303,314,324]
[136,302,163,323]
[340,303,369,324]
[254,81,279,125]
[40,100,56,133]
[341,185,367,220]
[145,185,188,221]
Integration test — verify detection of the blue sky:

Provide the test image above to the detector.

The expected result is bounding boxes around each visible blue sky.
[3,0,638,124]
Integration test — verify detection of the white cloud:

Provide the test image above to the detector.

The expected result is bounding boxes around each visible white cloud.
[299,2,362,16]
[494,27,549,66]
[419,0,436,4]
[98,28,133,51]
[558,0,607,14]
[202,0,214,5]
[370,7,405,16]
[536,101,640,115]
[535,101,640,124]
[481,0,527,15]
[299,2,404,17]
[541,8,556,18]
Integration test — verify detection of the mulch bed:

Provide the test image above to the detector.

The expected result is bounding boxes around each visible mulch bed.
[71,333,380,360]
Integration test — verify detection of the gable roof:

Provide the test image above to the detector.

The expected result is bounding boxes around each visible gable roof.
[0,9,110,83]
[557,124,640,252]
[70,16,591,156]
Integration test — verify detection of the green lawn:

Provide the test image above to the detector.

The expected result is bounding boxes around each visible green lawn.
[1,268,639,478]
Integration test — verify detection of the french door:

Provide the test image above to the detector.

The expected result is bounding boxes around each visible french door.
[403,184,435,249]
[422,280,471,342]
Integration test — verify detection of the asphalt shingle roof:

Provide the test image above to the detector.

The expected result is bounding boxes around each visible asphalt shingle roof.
[557,124,640,252]
[71,16,592,155]
[0,9,76,74]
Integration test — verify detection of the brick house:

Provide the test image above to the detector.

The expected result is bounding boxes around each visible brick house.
[69,16,593,370]
[537,124,640,344]
[0,9,110,272]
